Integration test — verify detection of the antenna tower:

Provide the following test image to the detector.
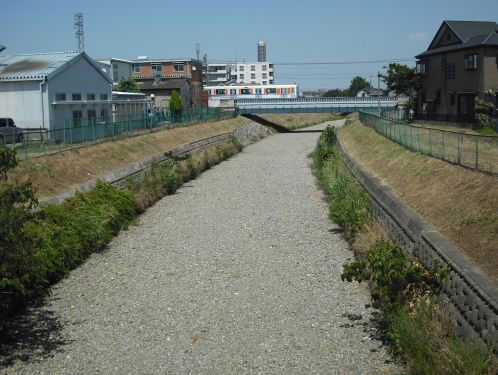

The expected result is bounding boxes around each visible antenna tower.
[195,43,201,60]
[74,13,84,52]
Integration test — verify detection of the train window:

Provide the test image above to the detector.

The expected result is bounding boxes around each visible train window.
[215,89,226,95]
[240,88,251,94]
[255,88,262,94]
[230,89,236,95]
[266,88,276,94]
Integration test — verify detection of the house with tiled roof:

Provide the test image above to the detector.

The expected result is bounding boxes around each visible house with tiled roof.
[415,20,498,123]
[0,51,112,134]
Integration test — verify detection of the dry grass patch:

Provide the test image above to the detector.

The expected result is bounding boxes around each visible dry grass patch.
[263,113,343,130]
[11,117,247,199]
[338,119,498,282]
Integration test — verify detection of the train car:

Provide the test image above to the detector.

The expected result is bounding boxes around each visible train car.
[204,84,299,100]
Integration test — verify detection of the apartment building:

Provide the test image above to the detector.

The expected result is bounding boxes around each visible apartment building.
[131,57,203,108]
[229,62,274,85]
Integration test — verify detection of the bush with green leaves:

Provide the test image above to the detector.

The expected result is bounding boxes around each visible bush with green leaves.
[313,126,370,237]
[341,241,446,311]
[0,145,137,322]
[0,146,41,320]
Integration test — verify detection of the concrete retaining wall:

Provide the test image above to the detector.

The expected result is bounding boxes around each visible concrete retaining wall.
[337,136,498,350]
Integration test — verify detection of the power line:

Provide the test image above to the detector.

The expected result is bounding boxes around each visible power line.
[206,57,415,65]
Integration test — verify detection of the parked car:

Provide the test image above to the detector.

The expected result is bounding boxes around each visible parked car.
[0,118,24,144]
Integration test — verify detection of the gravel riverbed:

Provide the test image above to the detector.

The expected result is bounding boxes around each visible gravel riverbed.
[2,120,401,374]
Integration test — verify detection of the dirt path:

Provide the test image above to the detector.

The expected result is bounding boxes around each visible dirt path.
[2,121,399,374]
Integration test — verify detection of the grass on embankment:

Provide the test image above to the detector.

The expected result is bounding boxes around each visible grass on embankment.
[263,113,345,130]
[338,117,498,283]
[11,116,248,199]
[0,137,243,323]
[313,126,498,375]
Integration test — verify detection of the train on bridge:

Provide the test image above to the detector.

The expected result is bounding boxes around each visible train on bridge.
[205,84,299,108]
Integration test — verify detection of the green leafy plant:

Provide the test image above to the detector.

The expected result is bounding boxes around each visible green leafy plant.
[341,241,446,311]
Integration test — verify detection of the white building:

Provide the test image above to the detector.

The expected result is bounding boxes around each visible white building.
[0,51,112,134]
[98,58,133,84]
[230,62,274,85]
[206,63,231,86]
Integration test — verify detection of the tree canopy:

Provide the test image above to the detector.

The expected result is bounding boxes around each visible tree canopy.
[116,77,140,93]
[323,89,348,98]
[380,63,420,97]
[347,76,372,96]
[322,76,372,98]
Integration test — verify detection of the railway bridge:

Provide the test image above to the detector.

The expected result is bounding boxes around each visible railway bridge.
[235,97,399,114]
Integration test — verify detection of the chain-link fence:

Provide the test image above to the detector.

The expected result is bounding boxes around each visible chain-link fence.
[359,111,498,174]
[2,108,235,160]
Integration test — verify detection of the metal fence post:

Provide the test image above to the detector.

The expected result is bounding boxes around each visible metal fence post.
[475,139,479,170]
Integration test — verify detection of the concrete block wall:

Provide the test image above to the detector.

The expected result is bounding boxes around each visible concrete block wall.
[337,139,498,351]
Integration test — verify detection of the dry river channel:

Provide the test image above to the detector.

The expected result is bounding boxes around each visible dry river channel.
[2,120,401,374]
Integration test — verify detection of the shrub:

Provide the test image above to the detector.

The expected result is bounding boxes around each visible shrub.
[341,241,445,311]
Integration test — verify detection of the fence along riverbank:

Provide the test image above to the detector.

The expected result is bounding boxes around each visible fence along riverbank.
[359,111,498,175]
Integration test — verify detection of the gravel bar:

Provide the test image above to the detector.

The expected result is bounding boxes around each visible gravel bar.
[2,120,401,374]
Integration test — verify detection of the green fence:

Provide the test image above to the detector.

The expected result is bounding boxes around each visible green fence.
[359,111,498,175]
[4,108,236,160]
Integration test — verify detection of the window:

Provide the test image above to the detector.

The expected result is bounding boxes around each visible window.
[55,92,66,101]
[87,93,95,101]
[239,74,244,80]
[255,88,262,94]
[240,88,251,94]
[416,62,426,75]
[215,89,226,95]
[239,65,244,71]
[251,81,256,84]
[262,65,267,71]
[269,80,274,84]
[173,63,184,72]
[100,94,108,100]
[87,109,97,125]
[464,54,478,70]
[100,108,108,120]
[262,73,267,79]
[72,93,81,101]
[230,89,236,95]
[262,81,267,85]
[445,63,455,79]
[250,65,255,71]
[112,64,119,82]
[251,73,256,79]
[72,110,83,126]
[450,94,455,106]
[132,63,140,73]
[151,63,162,75]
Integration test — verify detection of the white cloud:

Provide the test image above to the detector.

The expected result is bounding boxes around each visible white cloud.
[408,32,429,41]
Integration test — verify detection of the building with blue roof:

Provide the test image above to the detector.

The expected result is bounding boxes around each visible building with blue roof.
[0,51,112,134]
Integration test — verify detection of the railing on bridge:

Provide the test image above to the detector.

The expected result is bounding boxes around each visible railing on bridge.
[235,97,399,114]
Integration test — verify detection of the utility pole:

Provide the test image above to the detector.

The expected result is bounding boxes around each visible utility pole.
[377,72,381,116]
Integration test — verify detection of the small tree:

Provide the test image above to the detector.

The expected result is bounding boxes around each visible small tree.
[169,90,182,122]
[116,77,140,93]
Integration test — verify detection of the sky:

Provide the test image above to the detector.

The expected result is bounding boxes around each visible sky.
[2,0,498,89]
